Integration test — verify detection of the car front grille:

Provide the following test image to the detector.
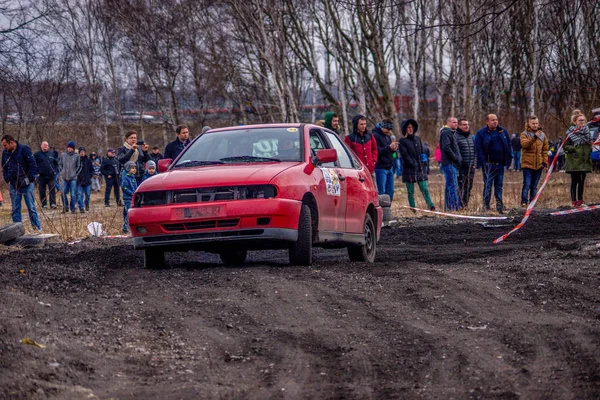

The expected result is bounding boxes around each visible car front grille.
[134,185,276,207]
[162,219,240,231]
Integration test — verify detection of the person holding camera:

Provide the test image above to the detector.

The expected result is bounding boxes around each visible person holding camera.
[1,134,42,230]
[117,130,149,185]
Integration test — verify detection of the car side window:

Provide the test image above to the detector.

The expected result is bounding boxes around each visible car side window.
[309,129,335,167]
[325,132,355,169]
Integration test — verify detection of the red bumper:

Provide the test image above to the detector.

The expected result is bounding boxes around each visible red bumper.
[129,198,302,241]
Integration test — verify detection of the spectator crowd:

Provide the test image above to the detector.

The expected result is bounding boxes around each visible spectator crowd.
[2,108,599,234]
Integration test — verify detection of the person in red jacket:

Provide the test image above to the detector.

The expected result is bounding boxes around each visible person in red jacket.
[344,114,378,185]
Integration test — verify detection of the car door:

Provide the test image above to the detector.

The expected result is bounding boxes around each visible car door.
[309,129,346,233]
[324,131,370,234]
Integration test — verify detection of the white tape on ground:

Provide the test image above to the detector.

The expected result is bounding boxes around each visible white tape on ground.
[400,205,509,220]
[550,205,600,216]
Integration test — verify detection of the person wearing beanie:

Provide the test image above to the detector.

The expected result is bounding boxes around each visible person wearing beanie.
[201,126,212,134]
[344,115,378,187]
[372,118,398,202]
[76,147,94,212]
[149,146,164,164]
[398,119,436,211]
[121,161,138,233]
[58,140,82,213]
[142,160,158,182]
[323,112,340,134]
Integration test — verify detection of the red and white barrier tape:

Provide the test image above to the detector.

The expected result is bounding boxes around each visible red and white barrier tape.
[102,235,130,239]
[494,118,599,243]
[550,205,600,216]
[401,205,508,220]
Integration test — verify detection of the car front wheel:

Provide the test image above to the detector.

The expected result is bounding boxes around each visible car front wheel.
[289,204,312,266]
[348,213,376,263]
[220,249,247,265]
[144,248,166,269]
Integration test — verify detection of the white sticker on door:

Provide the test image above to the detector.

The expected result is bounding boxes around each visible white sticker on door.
[320,168,341,196]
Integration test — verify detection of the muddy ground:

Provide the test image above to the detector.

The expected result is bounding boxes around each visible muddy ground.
[1,210,600,399]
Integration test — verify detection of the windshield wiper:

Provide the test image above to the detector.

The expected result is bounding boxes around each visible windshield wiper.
[173,160,224,168]
[220,156,281,162]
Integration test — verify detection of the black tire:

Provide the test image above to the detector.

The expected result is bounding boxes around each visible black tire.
[0,222,25,244]
[348,213,377,263]
[382,206,393,222]
[144,248,166,269]
[378,194,391,207]
[220,249,247,265]
[289,204,312,266]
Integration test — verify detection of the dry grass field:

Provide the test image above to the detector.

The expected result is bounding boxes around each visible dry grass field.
[1,168,598,241]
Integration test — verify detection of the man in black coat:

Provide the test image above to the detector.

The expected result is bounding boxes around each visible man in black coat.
[373,118,398,202]
[34,141,59,209]
[439,117,462,211]
[164,124,190,160]
[455,118,476,207]
[101,148,121,207]
[149,146,164,164]
[77,147,94,212]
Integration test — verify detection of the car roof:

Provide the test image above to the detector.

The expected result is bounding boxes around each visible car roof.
[206,123,306,133]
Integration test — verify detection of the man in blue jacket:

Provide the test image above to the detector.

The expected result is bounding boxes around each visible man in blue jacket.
[1,135,41,230]
[373,118,398,201]
[474,114,512,213]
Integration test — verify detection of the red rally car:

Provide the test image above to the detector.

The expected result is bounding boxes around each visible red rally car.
[129,124,383,268]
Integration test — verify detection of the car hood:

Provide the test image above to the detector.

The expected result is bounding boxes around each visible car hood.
[138,162,299,191]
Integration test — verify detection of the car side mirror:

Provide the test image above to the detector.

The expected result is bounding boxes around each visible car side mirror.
[312,149,337,165]
[158,158,172,173]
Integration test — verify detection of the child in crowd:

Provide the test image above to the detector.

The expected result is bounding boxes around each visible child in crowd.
[142,160,158,182]
[121,161,138,233]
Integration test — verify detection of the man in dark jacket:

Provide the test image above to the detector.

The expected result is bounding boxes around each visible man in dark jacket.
[1,135,41,230]
[474,114,512,213]
[76,147,94,212]
[373,118,397,201]
[164,124,190,160]
[510,133,521,171]
[323,112,340,134]
[344,115,378,187]
[149,146,164,164]
[101,148,121,207]
[398,119,435,211]
[34,141,59,209]
[439,117,462,211]
[455,119,476,208]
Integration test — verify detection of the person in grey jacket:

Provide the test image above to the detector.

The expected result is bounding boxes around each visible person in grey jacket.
[455,118,477,207]
[439,117,462,211]
[59,141,82,213]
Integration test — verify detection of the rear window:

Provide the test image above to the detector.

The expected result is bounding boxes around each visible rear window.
[176,127,303,165]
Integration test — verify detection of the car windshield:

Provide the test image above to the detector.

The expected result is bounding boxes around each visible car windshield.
[175,127,303,166]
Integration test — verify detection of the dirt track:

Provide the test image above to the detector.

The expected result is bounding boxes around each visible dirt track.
[1,210,600,399]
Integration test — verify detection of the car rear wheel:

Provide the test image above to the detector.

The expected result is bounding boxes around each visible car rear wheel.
[220,249,247,265]
[348,213,376,263]
[289,205,312,266]
[144,248,166,269]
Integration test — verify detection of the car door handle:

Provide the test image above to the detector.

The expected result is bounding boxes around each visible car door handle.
[338,175,346,181]
[359,176,365,182]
